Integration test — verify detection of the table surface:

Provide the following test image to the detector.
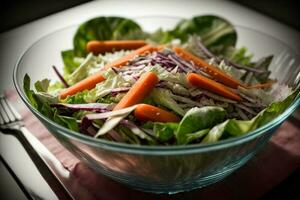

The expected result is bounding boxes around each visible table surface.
[0,0,300,199]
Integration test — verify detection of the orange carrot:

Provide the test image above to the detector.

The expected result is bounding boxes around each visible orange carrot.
[104,44,156,70]
[156,44,166,51]
[134,104,180,123]
[59,45,156,99]
[87,40,147,54]
[59,72,105,99]
[113,72,159,110]
[187,73,242,101]
[173,47,243,89]
[246,81,275,89]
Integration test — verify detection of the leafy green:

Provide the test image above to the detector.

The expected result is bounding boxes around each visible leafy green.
[176,106,226,144]
[202,119,253,143]
[63,90,89,104]
[170,15,237,52]
[252,55,273,83]
[150,88,186,116]
[23,74,78,131]
[202,86,300,143]
[61,50,80,75]
[95,69,130,97]
[73,16,145,57]
[115,126,141,144]
[224,46,253,66]
[149,28,174,44]
[24,74,39,108]
[150,65,188,87]
[153,122,178,142]
[184,129,210,144]
[34,79,50,92]
[57,115,79,132]
[67,53,95,85]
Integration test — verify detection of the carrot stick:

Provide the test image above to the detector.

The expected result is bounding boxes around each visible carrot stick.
[134,104,180,123]
[113,72,159,110]
[59,72,105,99]
[104,44,156,70]
[173,47,243,89]
[59,45,156,99]
[87,40,147,54]
[246,81,275,89]
[187,73,242,101]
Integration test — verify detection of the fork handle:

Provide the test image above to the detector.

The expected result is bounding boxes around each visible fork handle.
[14,127,73,199]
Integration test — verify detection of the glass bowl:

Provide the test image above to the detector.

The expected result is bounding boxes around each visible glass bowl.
[13,16,300,194]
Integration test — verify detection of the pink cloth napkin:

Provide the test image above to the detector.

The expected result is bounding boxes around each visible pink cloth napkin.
[6,90,300,200]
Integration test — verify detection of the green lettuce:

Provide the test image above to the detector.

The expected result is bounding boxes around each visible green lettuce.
[170,15,237,52]
[67,53,95,85]
[61,50,80,75]
[176,106,226,144]
[150,88,186,116]
[23,74,78,131]
[202,86,300,143]
[153,122,178,143]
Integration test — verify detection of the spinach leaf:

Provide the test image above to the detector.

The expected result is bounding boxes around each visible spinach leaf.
[73,16,145,57]
[176,106,226,144]
[170,15,237,51]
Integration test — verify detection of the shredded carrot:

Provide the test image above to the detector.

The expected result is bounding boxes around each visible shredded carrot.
[173,47,243,89]
[59,44,156,99]
[134,104,180,123]
[87,40,147,55]
[187,73,242,101]
[113,72,159,110]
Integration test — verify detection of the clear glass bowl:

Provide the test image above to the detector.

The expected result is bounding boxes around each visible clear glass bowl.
[13,17,300,194]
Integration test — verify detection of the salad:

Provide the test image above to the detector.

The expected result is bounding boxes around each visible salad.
[24,16,299,145]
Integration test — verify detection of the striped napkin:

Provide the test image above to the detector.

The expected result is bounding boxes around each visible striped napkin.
[6,90,300,200]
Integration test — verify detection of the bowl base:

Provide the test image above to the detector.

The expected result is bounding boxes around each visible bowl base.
[90,153,253,194]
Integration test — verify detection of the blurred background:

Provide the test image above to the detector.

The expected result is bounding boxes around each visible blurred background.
[1,0,299,32]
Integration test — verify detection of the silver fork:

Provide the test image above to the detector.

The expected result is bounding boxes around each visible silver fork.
[0,95,73,199]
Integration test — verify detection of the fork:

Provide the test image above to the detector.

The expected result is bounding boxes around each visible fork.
[0,95,73,199]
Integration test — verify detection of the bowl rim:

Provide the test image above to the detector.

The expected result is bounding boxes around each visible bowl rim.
[13,15,300,155]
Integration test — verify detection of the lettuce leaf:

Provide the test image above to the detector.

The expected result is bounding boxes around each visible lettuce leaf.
[153,122,178,142]
[23,74,78,131]
[67,53,95,85]
[202,86,300,143]
[34,79,50,92]
[61,50,80,75]
[150,88,186,116]
[176,106,226,144]
[170,15,237,52]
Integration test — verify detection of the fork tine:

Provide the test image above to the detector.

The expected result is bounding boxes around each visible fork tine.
[0,98,10,123]
[0,110,4,124]
[4,97,22,121]
[0,97,15,122]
